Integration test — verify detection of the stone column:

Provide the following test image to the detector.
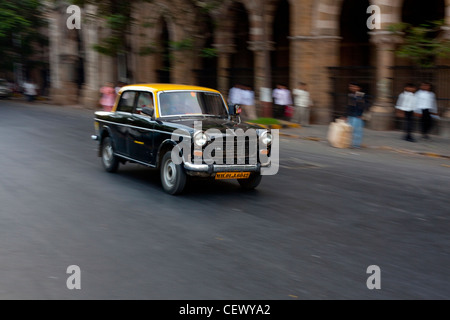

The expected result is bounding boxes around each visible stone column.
[248,40,275,117]
[80,5,101,109]
[369,31,402,131]
[289,35,340,124]
[214,44,235,100]
[47,7,79,105]
[47,11,62,101]
[438,26,450,137]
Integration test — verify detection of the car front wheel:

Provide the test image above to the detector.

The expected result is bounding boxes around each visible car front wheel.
[238,173,262,190]
[160,151,187,195]
[101,137,120,173]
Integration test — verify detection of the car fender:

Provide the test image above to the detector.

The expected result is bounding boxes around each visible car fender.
[156,139,180,168]
[97,125,116,157]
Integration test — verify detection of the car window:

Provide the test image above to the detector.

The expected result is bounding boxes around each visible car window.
[116,91,137,113]
[159,91,227,117]
[135,92,154,114]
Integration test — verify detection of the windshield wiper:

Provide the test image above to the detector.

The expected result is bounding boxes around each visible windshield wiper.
[204,114,227,119]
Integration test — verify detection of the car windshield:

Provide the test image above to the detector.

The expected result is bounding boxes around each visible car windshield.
[159,91,228,117]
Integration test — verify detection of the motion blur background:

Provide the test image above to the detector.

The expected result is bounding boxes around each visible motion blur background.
[2,0,450,132]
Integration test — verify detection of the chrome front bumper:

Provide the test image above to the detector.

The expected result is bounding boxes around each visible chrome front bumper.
[184,162,263,174]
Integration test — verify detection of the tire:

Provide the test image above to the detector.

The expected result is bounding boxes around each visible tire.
[101,137,120,173]
[160,151,187,195]
[238,173,262,190]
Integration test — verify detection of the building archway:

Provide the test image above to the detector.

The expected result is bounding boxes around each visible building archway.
[339,0,372,67]
[402,0,445,26]
[228,1,254,89]
[271,0,290,88]
[328,0,375,118]
[155,17,171,83]
[194,14,218,89]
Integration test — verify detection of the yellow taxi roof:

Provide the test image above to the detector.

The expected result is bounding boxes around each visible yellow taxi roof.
[119,83,221,94]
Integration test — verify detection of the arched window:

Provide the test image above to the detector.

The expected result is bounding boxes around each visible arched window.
[229,2,254,89]
[271,0,290,88]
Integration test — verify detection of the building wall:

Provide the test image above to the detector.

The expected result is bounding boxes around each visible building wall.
[48,0,450,126]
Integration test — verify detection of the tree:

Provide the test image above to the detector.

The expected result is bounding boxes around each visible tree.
[71,0,219,81]
[71,0,145,57]
[0,0,48,76]
[389,20,450,67]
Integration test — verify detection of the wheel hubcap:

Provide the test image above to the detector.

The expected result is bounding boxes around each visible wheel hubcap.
[103,144,113,166]
[164,159,177,188]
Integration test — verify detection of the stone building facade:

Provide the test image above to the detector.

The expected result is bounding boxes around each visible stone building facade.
[45,0,450,132]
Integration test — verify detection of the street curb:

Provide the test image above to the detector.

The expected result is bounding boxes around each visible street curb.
[366,146,450,160]
[276,132,450,159]
[280,133,301,138]
[278,134,324,141]
[246,122,301,130]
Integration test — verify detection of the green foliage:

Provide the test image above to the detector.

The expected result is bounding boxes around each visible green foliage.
[169,38,194,51]
[139,43,157,56]
[200,47,218,59]
[0,0,48,73]
[247,118,281,125]
[72,0,152,57]
[193,0,222,14]
[390,20,450,67]
[73,0,219,72]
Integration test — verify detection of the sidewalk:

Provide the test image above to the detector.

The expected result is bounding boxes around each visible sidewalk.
[278,124,450,160]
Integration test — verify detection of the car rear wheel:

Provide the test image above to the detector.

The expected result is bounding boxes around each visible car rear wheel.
[161,151,187,195]
[101,137,120,173]
[238,173,262,190]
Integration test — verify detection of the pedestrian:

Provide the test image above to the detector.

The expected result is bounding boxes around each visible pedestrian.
[100,82,116,112]
[395,83,417,142]
[346,83,367,149]
[240,86,258,120]
[292,82,313,126]
[228,83,243,107]
[272,84,293,119]
[23,80,38,102]
[415,82,438,140]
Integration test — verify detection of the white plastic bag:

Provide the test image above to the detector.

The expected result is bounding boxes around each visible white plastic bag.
[327,119,353,149]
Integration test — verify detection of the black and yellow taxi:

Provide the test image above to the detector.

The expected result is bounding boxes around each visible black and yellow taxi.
[92,84,274,195]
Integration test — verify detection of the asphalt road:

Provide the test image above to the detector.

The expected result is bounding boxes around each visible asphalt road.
[0,99,449,299]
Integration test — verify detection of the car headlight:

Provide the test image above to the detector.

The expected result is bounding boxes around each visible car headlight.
[260,131,273,145]
[194,131,208,147]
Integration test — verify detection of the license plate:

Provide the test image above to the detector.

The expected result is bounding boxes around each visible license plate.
[215,172,251,180]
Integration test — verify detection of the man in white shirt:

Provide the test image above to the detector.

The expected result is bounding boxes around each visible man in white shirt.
[240,86,257,120]
[395,83,417,142]
[272,84,293,119]
[228,84,243,106]
[292,82,313,126]
[415,82,438,140]
[23,81,38,102]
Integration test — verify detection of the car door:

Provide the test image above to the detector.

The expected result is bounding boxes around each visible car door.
[128,91,156,164]
[110,90,138,156]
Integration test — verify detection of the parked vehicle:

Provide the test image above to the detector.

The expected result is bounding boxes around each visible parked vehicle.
[0,79,13,98]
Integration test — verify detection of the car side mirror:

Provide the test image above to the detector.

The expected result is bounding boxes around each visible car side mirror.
[229,104,242,116]
[141,107,154,118]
